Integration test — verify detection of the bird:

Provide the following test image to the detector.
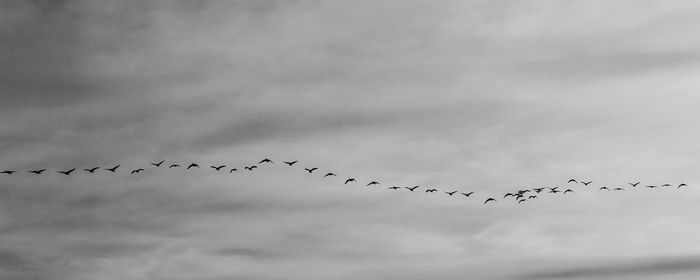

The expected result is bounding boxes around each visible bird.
[57,168,76,175]
[645,185,658,189]
[678,183,688,188]
[388,186,401,190]
[484,198,497,204]
[599,187,609,191]
[504,193,514,198]
[549,189,561,194]
[528,195,537,199]
[460,192,474,197]
[28,169,47,174]
[613,188,625,191]
[661,183,672,187]
[519,190,531,194]
[323,172,337,177]
[151,160,165,167]
[187,163,200,169]
[629,182,640,187]
[105,165,120,172]
[568,179,577,183]
[366,181,379,187]
[425,189,437,193]
[130,168,144,174]
[518,199,527,204]
[83,167,99,173]
[244,166,258,171]
[283,161,298,166]
[563,189,574,194]
[345,178,356,184]
[549,187,559,191]
[445,191,457,196]
[169,164,180,168]
[581,181,592,186]
[304,167,318,173]
[533,187,545,193]
[210,165,226,171]
[229,168,238,173]
[259,158,273,164]
[1,170,16,175]
[405,186,419,192]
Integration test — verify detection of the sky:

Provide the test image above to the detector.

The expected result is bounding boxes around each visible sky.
[2,0,700,279]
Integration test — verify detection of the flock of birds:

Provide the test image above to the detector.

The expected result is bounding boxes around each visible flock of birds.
[0,158,690,205]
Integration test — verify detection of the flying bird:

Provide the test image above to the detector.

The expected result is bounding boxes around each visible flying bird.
[323,172,337,177]
[445,191,457,196]
[244,166,258,171]
[304,167,318,173]
[57,168,76,175]
[405,186,419,192]
[28,169,47,174]
[345,178,356,184]
[130,168,144,174]
[105,165,120,172]
[528,195,537,199]
[1,170,15,175]
[210,165,226,171]
[518,199,527,204]
[366,181,380,187]
[83,167,99,173]
[629,182,640,187]
[229,168,238,173]
[599,187,609,191]
[169,164,180,168]
[549,189,561,193]
[549,187,559,191]
[151,160,165,167]
[563,189,574,194]
[283,161,298,166]
[613,188,625,191]
[661,184,672,187]
[581,181,592,186]
[187,163,200,169]
[504,193,514,198]
[259,158,274,164]
[568,179,577,183]
[388,186,401,190]
[645,185,658,189]
[678,183,688,188]
[533,188,545,193]
[425,189,437,193]
[460,192,474,197]
[484,198,497,204]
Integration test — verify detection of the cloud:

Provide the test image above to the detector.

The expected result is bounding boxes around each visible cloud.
[517,256,700,279]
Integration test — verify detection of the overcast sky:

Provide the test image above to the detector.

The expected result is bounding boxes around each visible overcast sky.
[2,1,700,279]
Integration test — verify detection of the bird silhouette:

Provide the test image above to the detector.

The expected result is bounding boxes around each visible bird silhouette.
[599,187,609,191]
[345,178,356,184]
[259,158,274,164]
[549,189,561,193]
[169,164,180,168]
[528,195,537,199]
[645,185,658,189]
[130,168,144,174]
[460,192,474,197]
[504,193,514,198]
[549,187,559,191]
[533,188,545,193]
[244,166,258,171]
[105,165,120,172]
[445,191,457,196]
[518,199,527,204]
[484,198,497,204]
[210,165,226,171]
[613,188,625,191]
[28,169,47,174]
[324,172,337,177]
[425,189,437,193]
[283,161,298,166]
[661,184,672,187]
[229,168,238,173]
[83,167,99,173]
[568,179,577,183]
[187,163,200,169]
[304,167,318,173]
[1,170,16,174]
[57,168,76,175]
[563,189,574,194]
[629,182,640,187]
[388,186,401,190]
[151,160,165,167]
[366,181,379,187]
[678,183,688,188]
[405,186,419,192]
[581,181,592,186]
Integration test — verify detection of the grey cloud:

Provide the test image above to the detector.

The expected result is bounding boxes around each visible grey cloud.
[518,256,700,279]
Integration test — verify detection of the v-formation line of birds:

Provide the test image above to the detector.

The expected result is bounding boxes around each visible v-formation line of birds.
[0,158,690,205]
